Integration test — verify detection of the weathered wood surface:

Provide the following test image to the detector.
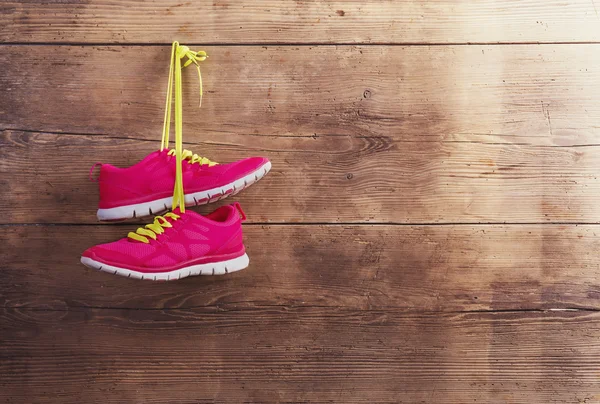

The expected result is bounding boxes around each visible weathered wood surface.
[4,127,600,224]
[2,0,600,44]
[2,224,600,311]
[3,2,600,402]
[1,307,599,403]
[2,45,599,142]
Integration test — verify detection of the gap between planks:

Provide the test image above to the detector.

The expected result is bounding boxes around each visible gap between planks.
[4,42,600,46]
[5,305,600,314]
[3,223,600,226]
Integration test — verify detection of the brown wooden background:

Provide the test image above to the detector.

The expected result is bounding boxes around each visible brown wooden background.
[2,1,600,403]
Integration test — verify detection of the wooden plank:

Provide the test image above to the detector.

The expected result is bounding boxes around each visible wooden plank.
[2,45,599,143]
[2,1,600,44]
[2,224,600,311]
[2,44,600,223]
[1,307,599,403]
[4,129,600,224]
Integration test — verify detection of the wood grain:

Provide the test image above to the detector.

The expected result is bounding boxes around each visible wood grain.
[2,224,600,311]
[3,129,600,224]
[2,307,599,403]
[2,45,599,143]
[3,4,600,402]
[2,1,600,44]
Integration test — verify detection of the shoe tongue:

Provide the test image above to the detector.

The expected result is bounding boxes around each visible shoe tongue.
[139,149,168,169]
[172,207,204,222]
[169,207,195,222]
[158,149,171,159]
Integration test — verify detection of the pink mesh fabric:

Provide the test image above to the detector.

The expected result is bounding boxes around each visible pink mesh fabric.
[164,242,190,260]
[181,227,209,240]
[146,255,179,267]
[97,149,269,209]
[94,239,156,260]
[82,204,246,272]
[188,243,211,256]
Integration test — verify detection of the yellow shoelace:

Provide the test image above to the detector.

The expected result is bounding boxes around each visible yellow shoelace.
[128,42,208,243]
[167,149,218,167]
[160,41,208,213]
[128,212,181,243]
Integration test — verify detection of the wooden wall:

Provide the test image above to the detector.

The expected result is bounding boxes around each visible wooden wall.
[2,1,600,402]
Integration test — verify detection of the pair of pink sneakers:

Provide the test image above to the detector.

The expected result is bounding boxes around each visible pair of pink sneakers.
[81,42,271,281]
[81,149,270,281]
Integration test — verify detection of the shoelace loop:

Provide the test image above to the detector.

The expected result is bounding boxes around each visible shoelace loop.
[167,149,218,167]
[177,45,207,107]
[128,212,181,243]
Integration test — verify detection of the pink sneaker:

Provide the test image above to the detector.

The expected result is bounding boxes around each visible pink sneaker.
[92,149,271,221]
[81,203,249,280]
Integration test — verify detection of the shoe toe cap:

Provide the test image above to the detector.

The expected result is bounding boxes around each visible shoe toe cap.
[223,156,270,177]
[81,241,146,268]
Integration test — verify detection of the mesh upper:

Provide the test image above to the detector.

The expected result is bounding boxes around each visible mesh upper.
[83,206,244,271]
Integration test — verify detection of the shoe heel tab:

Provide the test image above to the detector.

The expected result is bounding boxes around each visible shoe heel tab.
[232,202,247,223]
[91,163,122,182]
[89,163,103,182]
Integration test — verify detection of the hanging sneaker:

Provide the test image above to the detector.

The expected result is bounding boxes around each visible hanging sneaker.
[92,149,270,221]
[92,41,270,221]
[81,203,249,280]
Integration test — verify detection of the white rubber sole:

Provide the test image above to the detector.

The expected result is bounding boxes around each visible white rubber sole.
[81,253,249,281]
[97,161,271,221]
